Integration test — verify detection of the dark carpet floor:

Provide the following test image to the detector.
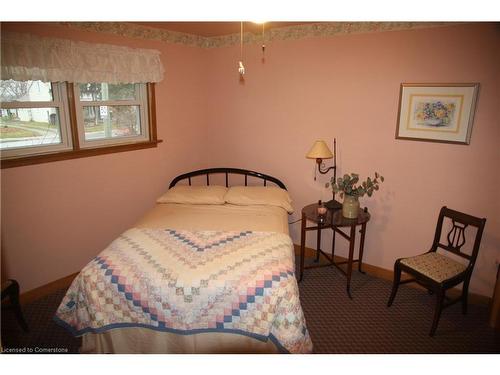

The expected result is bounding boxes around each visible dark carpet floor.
[2,260,499,354]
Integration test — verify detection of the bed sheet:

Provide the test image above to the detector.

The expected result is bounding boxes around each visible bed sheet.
[134,203,290,235]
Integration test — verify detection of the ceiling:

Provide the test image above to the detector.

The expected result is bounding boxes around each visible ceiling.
[133,22,313,37]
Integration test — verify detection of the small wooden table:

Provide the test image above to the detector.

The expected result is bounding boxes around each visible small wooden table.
[299,202,371,299]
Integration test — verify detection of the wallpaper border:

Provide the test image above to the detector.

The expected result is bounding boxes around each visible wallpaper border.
[60,22,460,48]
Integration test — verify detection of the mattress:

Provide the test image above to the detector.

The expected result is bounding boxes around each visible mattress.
[57,203,311,353]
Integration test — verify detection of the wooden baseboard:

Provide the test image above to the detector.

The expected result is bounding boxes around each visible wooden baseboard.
[294,244,491,306]
[19,272,79,306]
[12,247,492,308]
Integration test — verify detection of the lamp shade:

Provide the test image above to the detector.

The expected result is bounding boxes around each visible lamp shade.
[306,140,333,159]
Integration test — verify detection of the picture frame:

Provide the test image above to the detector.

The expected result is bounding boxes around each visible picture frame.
[395,83,479,145]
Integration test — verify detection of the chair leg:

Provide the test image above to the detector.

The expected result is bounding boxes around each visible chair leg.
[387,261,402,307]
[4,280,29,332]
[462,278,471,315]
[430,289,445,337]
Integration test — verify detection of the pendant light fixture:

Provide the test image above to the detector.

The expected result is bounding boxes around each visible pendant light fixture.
[238,21,267,80]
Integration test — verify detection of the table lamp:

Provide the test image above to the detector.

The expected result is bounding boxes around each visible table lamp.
[306,139,342,210]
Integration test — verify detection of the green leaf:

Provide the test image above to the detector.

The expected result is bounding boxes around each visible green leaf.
[332,171,383,199]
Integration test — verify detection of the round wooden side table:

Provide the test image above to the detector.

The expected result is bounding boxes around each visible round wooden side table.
[299,202,371,298]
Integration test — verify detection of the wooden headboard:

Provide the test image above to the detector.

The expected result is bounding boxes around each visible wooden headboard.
[169,168,287,190]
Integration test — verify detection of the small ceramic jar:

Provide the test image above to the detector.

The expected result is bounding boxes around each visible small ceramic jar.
[317,200,327,215]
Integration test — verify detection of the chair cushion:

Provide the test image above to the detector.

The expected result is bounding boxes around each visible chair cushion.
[400,252,467,283]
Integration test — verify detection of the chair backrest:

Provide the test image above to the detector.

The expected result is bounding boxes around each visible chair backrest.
[431,206,486,269]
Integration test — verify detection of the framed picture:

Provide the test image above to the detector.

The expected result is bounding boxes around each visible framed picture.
[395,83,479,145]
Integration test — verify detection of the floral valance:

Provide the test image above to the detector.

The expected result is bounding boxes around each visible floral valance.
[1,32,164,83]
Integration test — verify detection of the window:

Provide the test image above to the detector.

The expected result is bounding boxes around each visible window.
[1,32,163,168]
[0,80,158,168]
[0,80,72,158]
[75,83,149,148]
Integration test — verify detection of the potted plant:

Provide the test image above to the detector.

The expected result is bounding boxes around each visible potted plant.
[326,172,384,218]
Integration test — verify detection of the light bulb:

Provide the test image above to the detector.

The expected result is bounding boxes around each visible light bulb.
[238,61,245,75]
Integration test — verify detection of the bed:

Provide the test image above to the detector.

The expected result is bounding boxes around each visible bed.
[55,168,313,354]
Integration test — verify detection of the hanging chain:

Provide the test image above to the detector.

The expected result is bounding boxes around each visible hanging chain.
[238,22,245,76]
[262,23,266,58]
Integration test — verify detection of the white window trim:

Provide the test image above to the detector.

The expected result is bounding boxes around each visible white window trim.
[0,83,73,159]
[73,84,150,149]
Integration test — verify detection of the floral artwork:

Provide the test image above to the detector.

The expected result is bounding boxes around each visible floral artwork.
[396,83,479,145]
[414,100,456,127]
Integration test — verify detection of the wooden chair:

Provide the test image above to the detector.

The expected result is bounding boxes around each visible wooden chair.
[387,206,486,336]
[1,279,29,332]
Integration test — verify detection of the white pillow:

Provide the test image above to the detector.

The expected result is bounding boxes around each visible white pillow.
[224,186,294,213]
[157,185,228,205]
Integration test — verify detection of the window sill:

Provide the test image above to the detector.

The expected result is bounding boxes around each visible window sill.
[1,139,163,169]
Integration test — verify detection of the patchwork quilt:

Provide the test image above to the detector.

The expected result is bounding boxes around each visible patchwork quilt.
[55,228,313,353]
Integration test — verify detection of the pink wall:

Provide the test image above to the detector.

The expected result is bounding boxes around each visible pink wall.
[1,23,499,298]
[1,23,210,292]
[203,23,500,297]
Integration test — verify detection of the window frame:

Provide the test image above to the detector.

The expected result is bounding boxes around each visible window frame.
[0,82,73,158]
[74,83,150,149]
[1,82,160,169]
